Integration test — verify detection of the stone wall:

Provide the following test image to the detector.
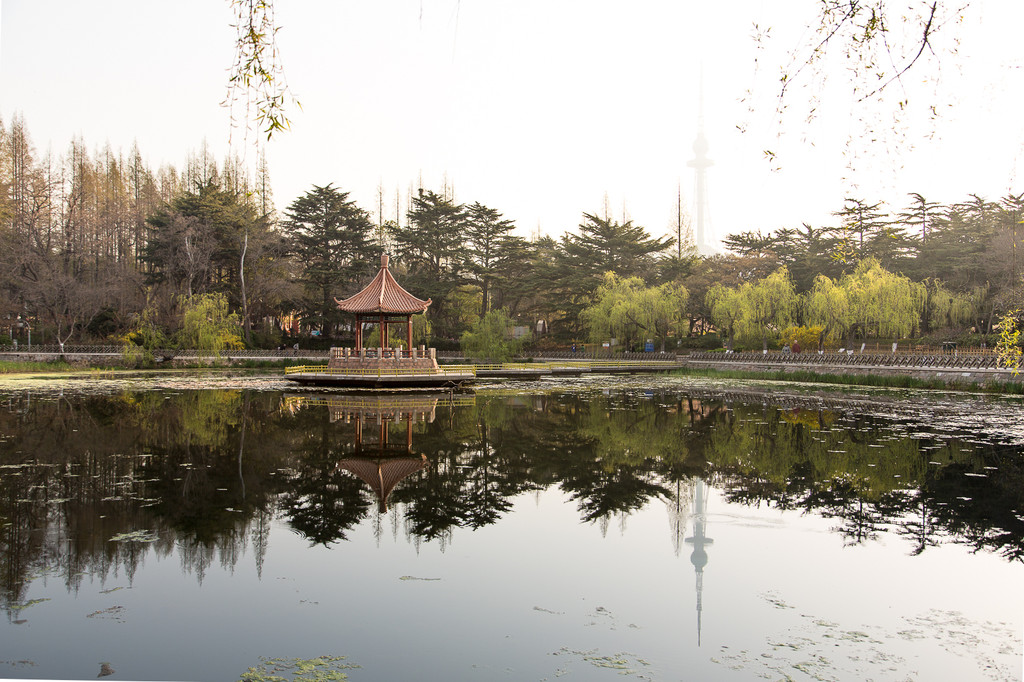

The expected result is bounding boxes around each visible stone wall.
[686,354,1022,387]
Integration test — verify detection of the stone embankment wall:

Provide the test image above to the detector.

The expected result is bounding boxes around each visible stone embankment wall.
[686,351,1022,386]
[0,347,330,367]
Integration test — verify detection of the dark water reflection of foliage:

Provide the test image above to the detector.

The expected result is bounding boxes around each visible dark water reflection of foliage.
[0,386,1022,616]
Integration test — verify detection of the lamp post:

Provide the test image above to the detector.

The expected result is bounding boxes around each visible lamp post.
[15,317,30,349]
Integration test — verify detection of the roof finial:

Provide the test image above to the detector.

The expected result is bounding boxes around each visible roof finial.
[381,253,390,269]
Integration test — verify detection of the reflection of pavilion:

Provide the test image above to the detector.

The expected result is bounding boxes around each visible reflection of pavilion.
[284,394,474,512]
[684,478,713,646]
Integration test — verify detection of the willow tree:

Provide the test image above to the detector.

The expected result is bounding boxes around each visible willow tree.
[806,274,852,349]
[581,273,688,352]
[176,293,244,357]
[737,267,799,351]
[922,279,979,333]
[706,284,743,350]
[460,309,526,363]
[843,258,923,342]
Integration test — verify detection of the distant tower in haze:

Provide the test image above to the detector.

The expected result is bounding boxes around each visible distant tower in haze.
[687,80,714,254]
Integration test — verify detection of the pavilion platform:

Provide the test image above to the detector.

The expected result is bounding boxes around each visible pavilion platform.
[284,347,476,388]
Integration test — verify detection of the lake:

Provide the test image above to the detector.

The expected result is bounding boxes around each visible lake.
[0,373,1021,681]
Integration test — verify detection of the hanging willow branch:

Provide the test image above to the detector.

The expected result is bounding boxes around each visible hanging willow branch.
[223,0,300,141]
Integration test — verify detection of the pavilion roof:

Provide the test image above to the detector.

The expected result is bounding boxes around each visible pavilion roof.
[334,253,431,315]
[337,455,429,513]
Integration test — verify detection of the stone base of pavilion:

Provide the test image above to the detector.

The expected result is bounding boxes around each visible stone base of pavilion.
[283,346,476,388]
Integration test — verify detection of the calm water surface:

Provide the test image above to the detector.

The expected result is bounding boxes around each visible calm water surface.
[0,373,1021,681]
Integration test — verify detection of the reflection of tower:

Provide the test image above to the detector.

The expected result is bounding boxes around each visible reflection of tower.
[684,478,713,646]
[687,76,714,254]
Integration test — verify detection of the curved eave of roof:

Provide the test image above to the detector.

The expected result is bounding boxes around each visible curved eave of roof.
[334,267,432,315]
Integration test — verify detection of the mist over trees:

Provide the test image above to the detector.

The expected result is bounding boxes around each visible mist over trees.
[0,114,1021,353]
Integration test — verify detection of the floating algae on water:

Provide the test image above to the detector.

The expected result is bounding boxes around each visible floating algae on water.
[108,530,159,543]
[549,648,652,680]
[10,598,50,613]
[711,599,1022,682]
[238,656,360,682]
[86,606,126,622]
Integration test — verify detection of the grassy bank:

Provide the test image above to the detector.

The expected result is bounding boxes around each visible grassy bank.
[0,359,74,374]
[0,357,312,374]
[671,365,1024,395]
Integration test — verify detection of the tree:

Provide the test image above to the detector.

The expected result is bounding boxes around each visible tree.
[833,198,890,265]
[900,193,941,245]
[757,0,966,172]
[225,0,299,140]
[460,309,527,363]
[559,213,673,289]
[736,267,799,351]
[841,258,924,343]
[176,293,244,357]
[464,202,516,316]
[994,309,1022,374]
[143,181,270,308]
[280,184,375,336]
[706,284,743,350]
[806,274,852,349]
[581,273,688,352]
[553,213,673,336]
[391,189,470,339]
[121,305,167,366]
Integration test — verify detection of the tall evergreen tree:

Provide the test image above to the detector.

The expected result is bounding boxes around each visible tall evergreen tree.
[553,213,673,334]
[391,189,469,339]
[465,201,515,315]
[280,184,375,336]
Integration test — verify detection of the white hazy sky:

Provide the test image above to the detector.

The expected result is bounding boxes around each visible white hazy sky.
[2,0,1022,248]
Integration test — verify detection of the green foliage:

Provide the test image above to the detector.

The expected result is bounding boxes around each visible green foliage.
[464,202,517,315]
[281,184,376,335]
[121,307,167,366]
[461,309,528,362]
[922,279,978,332]
[142,181,269,297]
[553,213,674,335]
[995,309,1023,374]
[176,293,245,357]
[806,273,851,346]
[0,360,73,374]
[807,259,926,344]
[735,267,799,350]
[225,0,300,140]
[391,189,469,339]
[581,273,688,351]
[843,258,924,340]
[706,283,744,349]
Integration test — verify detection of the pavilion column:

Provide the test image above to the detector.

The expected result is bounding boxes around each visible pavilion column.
[355,316,362,351]
[407,318,413,352]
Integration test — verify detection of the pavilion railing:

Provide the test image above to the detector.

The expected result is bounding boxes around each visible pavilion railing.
[285,364,477,377]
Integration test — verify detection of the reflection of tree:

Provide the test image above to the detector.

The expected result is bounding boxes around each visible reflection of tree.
[390,398,539,545]
[277,408,372,546]
[2,384,1023,611]
[280,462,370,546]
[0,390,291,609]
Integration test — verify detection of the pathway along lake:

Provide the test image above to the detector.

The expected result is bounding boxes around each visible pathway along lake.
[0,373,1021,681]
